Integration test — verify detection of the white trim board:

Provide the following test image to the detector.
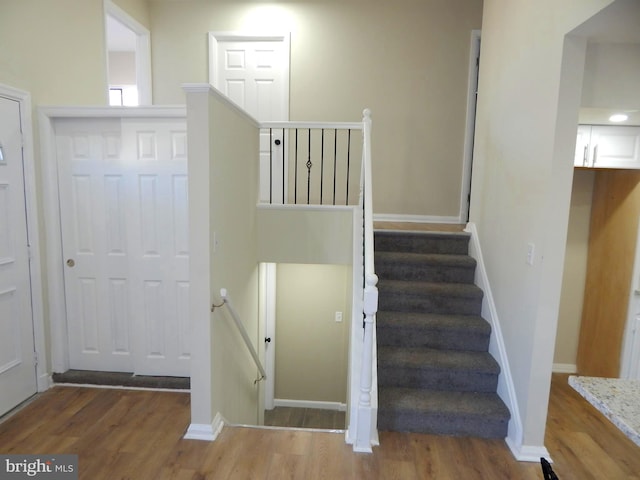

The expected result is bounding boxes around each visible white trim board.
[465,222,535,461]
[553,363,577,374]
[0,84,47,394]
[184,413,226,441]
[273,399,347,412]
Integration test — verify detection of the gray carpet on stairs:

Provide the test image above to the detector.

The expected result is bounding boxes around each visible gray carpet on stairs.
[375,230,510,438]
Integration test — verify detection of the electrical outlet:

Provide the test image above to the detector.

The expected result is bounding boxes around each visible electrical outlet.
[335,311,343,322]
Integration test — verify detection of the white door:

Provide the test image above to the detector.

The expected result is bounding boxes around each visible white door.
[209,33,289,203]
[55,117,190,377]
[0,95,37,415]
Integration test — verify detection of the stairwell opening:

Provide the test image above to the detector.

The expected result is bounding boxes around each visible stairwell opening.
[262,263,351,430]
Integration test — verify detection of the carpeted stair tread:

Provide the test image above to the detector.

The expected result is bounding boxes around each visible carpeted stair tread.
[376,311,491,351]
[375,231,471,255]
[377,346,500,375]
[378,279,483,298]
[377,388,510,438]
[375,252,477,283]
[377,279,484,315]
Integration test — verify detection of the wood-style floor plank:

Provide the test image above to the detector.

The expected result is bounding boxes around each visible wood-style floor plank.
[1,375,639,479]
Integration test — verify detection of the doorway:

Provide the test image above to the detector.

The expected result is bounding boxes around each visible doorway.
[0,85,44,416]
[262,263,350,429]
[208,32,290,203]
[105,1,152,106]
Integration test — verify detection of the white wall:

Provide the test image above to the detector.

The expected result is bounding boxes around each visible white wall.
[148,0,483,219]
[582,42,640,109]
[471,0,614,453]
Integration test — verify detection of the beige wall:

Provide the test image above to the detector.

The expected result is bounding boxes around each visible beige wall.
[0,0,107,106]
[112,0,151,28]
[471,0,614,449]
[257,206,353,265]
[108,52,137,85]
[555,170,595,367]
[148,0,483,218]
[275,264,350,403]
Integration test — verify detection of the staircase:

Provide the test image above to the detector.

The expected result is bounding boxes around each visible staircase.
[374,230,510,438]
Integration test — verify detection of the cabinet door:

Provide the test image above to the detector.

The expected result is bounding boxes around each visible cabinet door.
[574,125,591,167]
[590,126,640,169]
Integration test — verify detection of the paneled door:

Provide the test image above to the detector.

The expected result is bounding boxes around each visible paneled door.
[55,117,190,377]
[0,95,37,415]
[209,33,289,203]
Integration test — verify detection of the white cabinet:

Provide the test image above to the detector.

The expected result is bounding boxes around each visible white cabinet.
[574,125,640,169]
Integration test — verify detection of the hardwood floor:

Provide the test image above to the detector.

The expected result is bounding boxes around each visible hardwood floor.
[264,407,346,430]
[1,375,639,479]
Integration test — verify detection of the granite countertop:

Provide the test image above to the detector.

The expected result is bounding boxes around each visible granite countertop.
[569,375,640,447]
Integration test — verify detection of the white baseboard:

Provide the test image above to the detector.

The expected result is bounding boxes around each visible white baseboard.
[273,399,347,412]
[552,363,577,374]
[184,412,226,441]
[373,213,462,224]
[37,373,52,392]
[506,437,552,463]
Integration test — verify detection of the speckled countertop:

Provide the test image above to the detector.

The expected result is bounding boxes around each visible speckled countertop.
[569,375,640,447]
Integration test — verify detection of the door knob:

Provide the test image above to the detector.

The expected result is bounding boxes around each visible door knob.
[274,139,281,146]
[265,337,271,343]
[66,259,75,267]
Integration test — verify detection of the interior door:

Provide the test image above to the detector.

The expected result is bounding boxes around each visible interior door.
[209,33,289,203]
[0,95,37,415]
[55,117,190,377]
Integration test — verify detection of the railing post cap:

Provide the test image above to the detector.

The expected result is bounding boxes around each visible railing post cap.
[365,273,378,287]
[362,108,372,119]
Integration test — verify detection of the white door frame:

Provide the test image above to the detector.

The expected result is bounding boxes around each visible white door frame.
[0,84,47,392]
[621,216,640,379]
[459,30,481,223]
[39,106,186,374]
[104,0,153,105]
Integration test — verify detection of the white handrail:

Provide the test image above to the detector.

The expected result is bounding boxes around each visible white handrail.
[354,108,378,452]
[217,288,266,383]
[260,120,363,130]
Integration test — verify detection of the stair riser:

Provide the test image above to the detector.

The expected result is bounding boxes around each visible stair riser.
[379,293,482,315]
[375,262,475,283]
[377,411,508,438]
[375,235,470,255]
[378,367,498,392]
[376,326,490,351]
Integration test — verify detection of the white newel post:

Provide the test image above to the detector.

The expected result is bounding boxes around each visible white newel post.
[354,108,378,453]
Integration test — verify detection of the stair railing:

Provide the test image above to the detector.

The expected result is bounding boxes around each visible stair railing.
[355,109,378,452]
[214,288,266,384]
[260,121,363,206]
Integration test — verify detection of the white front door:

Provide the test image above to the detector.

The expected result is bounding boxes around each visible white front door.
[208,33,289,203]
[0,95,37,415]
[55,117,190,377]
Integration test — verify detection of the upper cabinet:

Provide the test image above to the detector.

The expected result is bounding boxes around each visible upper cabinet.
[575,125,640,169]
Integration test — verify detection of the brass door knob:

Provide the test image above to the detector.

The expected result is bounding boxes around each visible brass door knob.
[66,259,75,267]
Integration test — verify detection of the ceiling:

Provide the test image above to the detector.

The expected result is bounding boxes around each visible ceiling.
[573,0,640,44]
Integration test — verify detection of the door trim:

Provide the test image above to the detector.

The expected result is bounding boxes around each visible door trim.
[0,84,47,391]
[621,216,640,379]
[207,31,290,120]
[459,30,481,223]
[39,106,186,373]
